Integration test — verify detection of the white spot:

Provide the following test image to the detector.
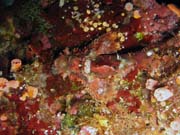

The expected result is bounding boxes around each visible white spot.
[146,50,154,57]
[116,54,121,60]
[44,130,49,135]
[0,71,2,76]
[154,87,173,102]
[59,0,64,7]
[97,88,104,95]
[84,59,91,74]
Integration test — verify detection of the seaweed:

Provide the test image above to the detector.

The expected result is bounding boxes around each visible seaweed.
[16,0,52,34]
[0,18,23,55]
[78,102,97,117]
[61,114,77,128]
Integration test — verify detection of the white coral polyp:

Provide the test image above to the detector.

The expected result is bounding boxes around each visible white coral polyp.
[79,126,98,135]
[170,120,180,131]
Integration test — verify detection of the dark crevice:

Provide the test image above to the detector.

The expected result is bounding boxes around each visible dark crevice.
[156,0,180,7]
[117,45,144,55]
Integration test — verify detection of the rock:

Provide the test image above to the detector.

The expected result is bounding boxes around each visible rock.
[154,87,173,102]
[146,79,158,90]
[176,76,180,85]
